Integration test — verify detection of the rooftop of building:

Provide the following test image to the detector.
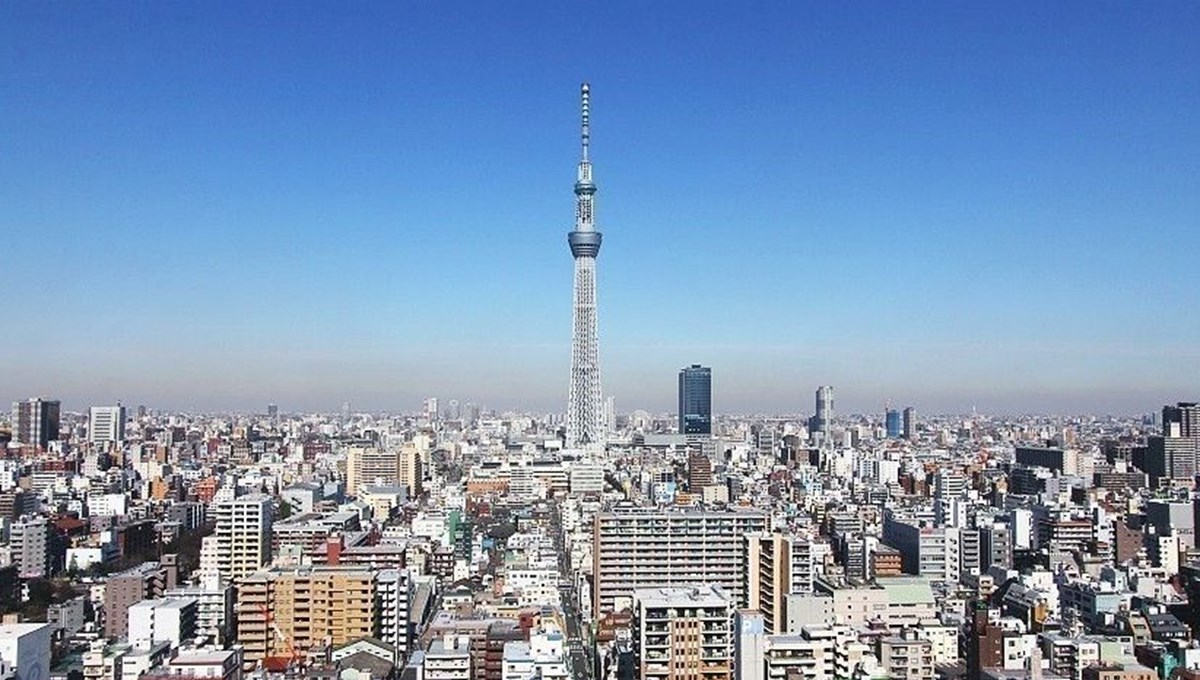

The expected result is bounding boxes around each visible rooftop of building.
[360,485,407,496]
[427,635,471,656]
[108,561,162,578]
[129,596,197,610]
[633,585,730,609]
[170,649,239,665]
[878,577,936,604]
[0,622,52,638]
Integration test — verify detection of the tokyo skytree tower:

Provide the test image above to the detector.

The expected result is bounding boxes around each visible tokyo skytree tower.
[565,83,604,450]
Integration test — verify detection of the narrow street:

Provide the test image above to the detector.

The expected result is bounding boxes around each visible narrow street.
[551,501,595,680]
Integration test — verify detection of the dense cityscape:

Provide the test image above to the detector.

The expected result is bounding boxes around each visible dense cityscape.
[5,386,1200,680]
[0,74,1198,680]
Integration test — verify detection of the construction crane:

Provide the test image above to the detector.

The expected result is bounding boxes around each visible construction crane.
[258,603,304,669]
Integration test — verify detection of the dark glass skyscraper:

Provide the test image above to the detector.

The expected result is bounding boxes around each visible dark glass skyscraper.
[885,408,901,438]
[678,365,712,436]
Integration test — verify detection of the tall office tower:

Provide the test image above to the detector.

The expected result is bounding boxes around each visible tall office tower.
[201,494,273,581]
[11,398,60,449]
[565,83,604,450]
[423,397,439,422]
[447,399,460,420]
[678,364,713,436]
[885,408,901,438]
[1142,402,1200,484]
[810,386,833,443]
[267,403,279,422]
[902,406,915,440]
[1164,402,1200,437]
[88,404,126,445]
[1132,405,1200,484]
[633,585,733,680]
[592,508,768,619]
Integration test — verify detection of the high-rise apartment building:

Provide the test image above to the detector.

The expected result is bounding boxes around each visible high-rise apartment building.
[565,83,605,450]
[104,562,169,639]
[200,494,273,582]
[236,566,410,665]
[88,405,127,445]
[11,516,58,578]
[399,447,423,499]
[687,452,713,490]
[678,365,712,436]
[345,445,422,498]
[10,398,60,449]
[744,534,815,634]
[633,586,733,680]
[592,508,767,619]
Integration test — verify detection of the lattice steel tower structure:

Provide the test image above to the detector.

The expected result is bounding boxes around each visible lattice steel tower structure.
[566,83,604,449]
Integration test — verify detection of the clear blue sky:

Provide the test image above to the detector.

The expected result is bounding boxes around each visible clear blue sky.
[2,2,1197,415]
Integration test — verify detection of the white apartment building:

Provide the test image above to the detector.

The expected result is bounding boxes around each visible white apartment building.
[164,576,235,646]
[200,494,273,581]
[128,597,198,648]
[425,634,471,680]
[377,569,412,663]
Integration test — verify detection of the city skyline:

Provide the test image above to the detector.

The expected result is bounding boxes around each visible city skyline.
[2,4,1197,415]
